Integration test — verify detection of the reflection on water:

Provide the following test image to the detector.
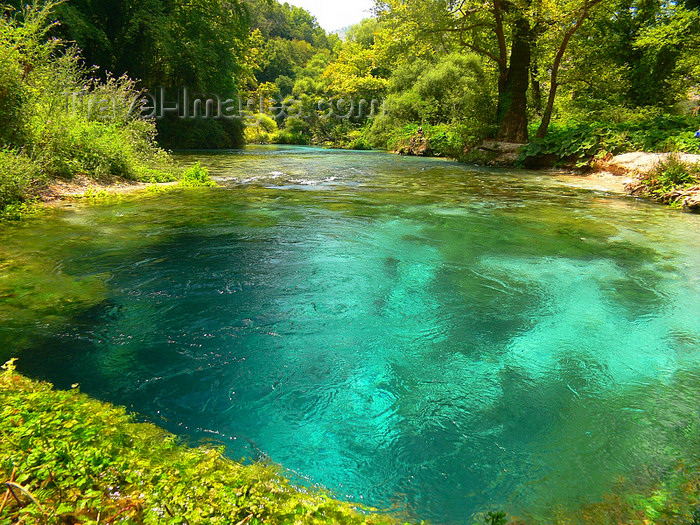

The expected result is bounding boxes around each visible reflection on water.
[1,146,699,523]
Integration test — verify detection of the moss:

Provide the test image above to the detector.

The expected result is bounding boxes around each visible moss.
[0,360,406,524]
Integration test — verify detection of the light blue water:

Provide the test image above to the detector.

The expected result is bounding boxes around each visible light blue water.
[2,146,699,523]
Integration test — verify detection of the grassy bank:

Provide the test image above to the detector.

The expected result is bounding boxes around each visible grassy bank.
[0,359,402,524]
[0,2,183,218]
[0,162,218,222]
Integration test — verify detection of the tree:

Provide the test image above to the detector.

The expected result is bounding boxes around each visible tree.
[376,0,606,142]
[534,0,605,138]
[382,53,493,125]
[322,42,388,100]
[546,0,700,112]
[347,17,381,48]
[36,0,252,148]
[634,4,700,94]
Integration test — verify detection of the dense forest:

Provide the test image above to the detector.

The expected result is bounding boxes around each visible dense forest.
[1,0,700,214]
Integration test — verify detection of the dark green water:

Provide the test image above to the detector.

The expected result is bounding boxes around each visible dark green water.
[1,146,699,523]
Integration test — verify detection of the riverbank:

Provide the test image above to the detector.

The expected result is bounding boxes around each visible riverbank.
[39,175,180,205]
[0,360,402,524]
[0,164,216,221]
[3,146,698,222]
[540,151,700,206]
[595,152,700,211]
[39,148,700,212]
[451,141,700,212]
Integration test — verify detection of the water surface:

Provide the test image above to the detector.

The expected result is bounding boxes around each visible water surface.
[2,146,699,523]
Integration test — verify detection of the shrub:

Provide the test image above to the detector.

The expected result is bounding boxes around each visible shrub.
[520,112,700,168]
[179,163,217,187]
[0,1,179,214]
[641,154,699,197]
[270,129,309,145]
[367,53,496,155]
[0,149,42,210]
[270,116,311,144]
[244,113,279,143]
[381,121,492,158]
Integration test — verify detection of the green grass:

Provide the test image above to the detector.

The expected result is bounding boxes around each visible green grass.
[0,359,404,525]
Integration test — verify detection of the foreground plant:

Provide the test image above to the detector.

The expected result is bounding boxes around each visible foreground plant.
[0,359,402,524]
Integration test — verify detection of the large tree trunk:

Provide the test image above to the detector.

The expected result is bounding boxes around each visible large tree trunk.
[496,16,531,143]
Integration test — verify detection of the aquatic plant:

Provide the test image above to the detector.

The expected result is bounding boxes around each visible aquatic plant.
[0,359,404,524]
[179,163,218,188]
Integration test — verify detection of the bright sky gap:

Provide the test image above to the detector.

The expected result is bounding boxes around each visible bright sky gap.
[284,0,375,31]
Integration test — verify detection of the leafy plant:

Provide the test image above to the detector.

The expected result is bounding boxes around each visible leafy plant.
[485,510,508,525]
[0,1,179,216]
[0,362,404,524]
[0,148,43,210]
[179,163,218,187]
[640,154,699,200]
[244,114,280,144]
[519,113,700,168]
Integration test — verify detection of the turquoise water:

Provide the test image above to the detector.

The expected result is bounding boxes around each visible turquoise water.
[2,146,700,523]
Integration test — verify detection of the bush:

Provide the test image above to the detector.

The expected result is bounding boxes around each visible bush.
[270,116,311,144]
[0,1,179,214]
[270,129,309,145]
[244,113,279,143]
[347,136,373,150]
[367,53,496,156]
[156,115,246,150]
[179,163,217,187]
[520,112,700,167]
[0,41,25,147]
[641,154,699,197]
[381,121,492,158]
[0,149,42,210]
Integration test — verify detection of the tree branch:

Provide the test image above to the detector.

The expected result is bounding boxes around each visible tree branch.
[492,0,508,70]
[536,0,605,138]
[420,24,501,64]
[459,40,502,64]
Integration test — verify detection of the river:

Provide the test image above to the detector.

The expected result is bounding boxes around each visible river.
[1,146,699,523]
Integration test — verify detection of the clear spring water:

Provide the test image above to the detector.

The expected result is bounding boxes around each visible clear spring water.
[2,146,699,523]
